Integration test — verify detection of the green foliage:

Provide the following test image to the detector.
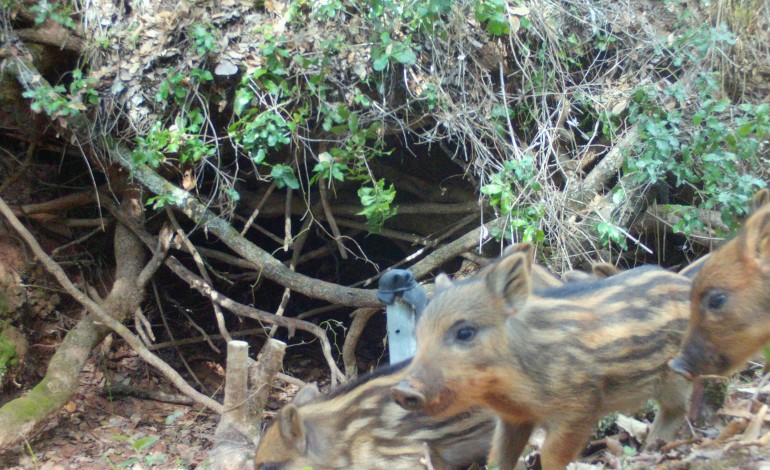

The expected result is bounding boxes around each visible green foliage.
[271,164,300,189]
[146,193,178,210]
[595,221,628,250]
[474,0,509,36]
[165,410,185,425]
[0,333,19,376]
[418,83,439,110]
[481,156,545,243]
[190,23,219,55]
[190,68,214,82]
[70,69,100,106]
[110,434,166,468]
[230,109,294,164]
[312,152,348,184]
[357,180,397,231]
[23,84,72,116]
[624,72,768,234]
[30,0,76,29]
[311,0,345,20]
[670,23,737,66]
[669,205,705,235]
[156,70,188,104]
[372,32,418,71]
[133,123,168,167]
[133,113,215,168]
[22,69,99,118]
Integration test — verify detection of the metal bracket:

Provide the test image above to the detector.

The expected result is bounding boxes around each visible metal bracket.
[377,269,428,364]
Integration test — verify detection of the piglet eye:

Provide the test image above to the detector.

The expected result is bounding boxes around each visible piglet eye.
[456,326,477,342]
[706,291,728,310]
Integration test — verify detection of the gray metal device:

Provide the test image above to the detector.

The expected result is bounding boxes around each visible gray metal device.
[376,269,428,364]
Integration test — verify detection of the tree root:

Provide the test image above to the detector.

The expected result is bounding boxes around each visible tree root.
[0,191,156,452]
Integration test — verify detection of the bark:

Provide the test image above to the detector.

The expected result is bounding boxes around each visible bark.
[216,341,255,439]
[205,339,285,469]
[109,144,379,308]
[101,196,346,384]
[565,125,640,210]
[0,192,147,453]
[248,339,286,435]
[342,308,379,380]
[408,216,505,278]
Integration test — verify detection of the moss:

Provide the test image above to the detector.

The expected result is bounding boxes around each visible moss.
[703,379,728,409]
[0,330,19,373]
[0,289,8,319]
[595,411,620,437]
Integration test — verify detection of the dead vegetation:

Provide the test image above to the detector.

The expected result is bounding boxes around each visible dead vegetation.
[1,0,770,467]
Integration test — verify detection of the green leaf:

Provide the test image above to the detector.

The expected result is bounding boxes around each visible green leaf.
[233,87,254,116]
[252,148,267,164]
[117,457,140,468]
[480,183,503,195]
[226,187,241,202]
[165,410,185,425]
[133,436,160,452]
[373,53,390,71]
[392,47,416,65]
[271,164,300,189]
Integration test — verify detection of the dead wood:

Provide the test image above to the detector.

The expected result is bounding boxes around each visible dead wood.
[0,193,223,426]
[167,208,232,343]
[636,204,726,244]
[109,146,381,308]
[216,341,258,441]
[342,307,380,380]
[248,339,286,434]
[3,38,377,313]
[101,196,346,385]
[15,27,85,54]
[102,384,196,405]
[0,189,158,452]
[11,188,98,216]
[408,216,505,279]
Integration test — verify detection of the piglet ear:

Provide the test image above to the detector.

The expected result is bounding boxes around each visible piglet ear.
[292,383,321,406]
[742,205,770,276]
[756,222,770,276]
[502,242,534,267]
[592,262,619,279]
[279,404,307,454]
[485,252,531,306]
[434,273,453,290]
[561,269,592,283]
[749,189,770,215]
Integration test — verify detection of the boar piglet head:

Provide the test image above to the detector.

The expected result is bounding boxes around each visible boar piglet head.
[671,189,770,379]
[392,251,533,416]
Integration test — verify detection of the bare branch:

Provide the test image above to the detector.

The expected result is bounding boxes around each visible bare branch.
[0,195,223,413]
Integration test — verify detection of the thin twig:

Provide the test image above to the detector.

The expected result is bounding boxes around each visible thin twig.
[342,308,379,380]
[101,189,346,385]
[153,281,207,391]
[166,207,232,343]
[270,217,312,338]
[319,176,347,259]
[161,293,221,354]
[240,183,277,236]
[51,225,109,256]
[0,143,34,194]
[0,195,223,413]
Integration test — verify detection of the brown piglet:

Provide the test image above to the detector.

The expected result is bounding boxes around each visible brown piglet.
[391,251,693,469]
[670,189,770,379]
[254,360,495,470]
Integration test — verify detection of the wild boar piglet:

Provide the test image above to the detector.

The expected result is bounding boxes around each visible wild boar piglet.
[392,251,693,470]
[670,189,770,380]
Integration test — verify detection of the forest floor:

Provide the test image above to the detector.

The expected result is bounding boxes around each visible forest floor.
[1,341,770,469]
